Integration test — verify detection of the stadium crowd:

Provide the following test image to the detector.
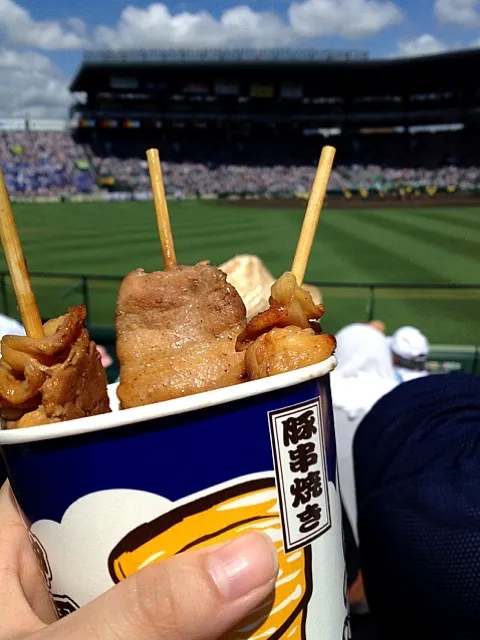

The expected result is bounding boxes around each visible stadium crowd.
[0,131,98,197]
[1,130,480,197]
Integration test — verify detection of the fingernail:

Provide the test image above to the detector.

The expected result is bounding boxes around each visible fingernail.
[207,532,278,601]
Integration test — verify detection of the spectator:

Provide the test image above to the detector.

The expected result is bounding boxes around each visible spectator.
[0,131,98,196]
[390,325,430,382]
[2,129,479,197]
[330,323,398,542]
[354,373,480,639]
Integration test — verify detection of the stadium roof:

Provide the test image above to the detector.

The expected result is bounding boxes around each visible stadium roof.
[82,48,370,64]
[71,48,480,96]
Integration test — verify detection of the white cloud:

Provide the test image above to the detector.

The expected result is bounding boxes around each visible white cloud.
[397,34,448,56]
[94,4,293,48]
[0,0,406,53]
[219,6,295,46]
[93,0,403,49]
[288,0,403,39]
[434,0,480,26]
[0,0,87,49]
[0,47,71,117]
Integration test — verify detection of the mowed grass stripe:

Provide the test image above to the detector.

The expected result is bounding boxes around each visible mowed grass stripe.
[19,238,161,275]
[342,209,472,281]
[409,208,480,234]
[173,225,263,244]
[403,209,480,244]
[174,228,272,263]
[362,210,480,274]
[358,211,479,283]
[23,231,159,255]
[321,211,452,283]
[369,207,480,244]
[173,206,302,274]
[298,213,374,283]
[172,218,261,240]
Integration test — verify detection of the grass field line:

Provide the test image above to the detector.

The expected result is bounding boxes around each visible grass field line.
[409,206,480,225]
[361,209,480,268]
[322,215,453,284]
[328,211,478,280]
[399,208,480,236]
[365,207,480,243]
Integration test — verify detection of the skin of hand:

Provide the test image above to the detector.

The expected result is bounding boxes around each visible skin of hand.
[0,481,278,640]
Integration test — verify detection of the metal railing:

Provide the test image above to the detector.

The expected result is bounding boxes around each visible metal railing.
[309,281,480,322]
[0,272,479,326]
[0,271,122,319]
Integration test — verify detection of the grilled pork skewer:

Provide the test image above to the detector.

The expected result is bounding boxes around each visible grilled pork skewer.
[116,262,247,409]
[0,305,110,429]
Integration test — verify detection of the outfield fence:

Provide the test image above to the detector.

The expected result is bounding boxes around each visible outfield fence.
[0,271,478,344]
[311,281,480,322]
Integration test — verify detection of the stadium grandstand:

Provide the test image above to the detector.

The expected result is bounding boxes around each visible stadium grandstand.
[0,47,479,201]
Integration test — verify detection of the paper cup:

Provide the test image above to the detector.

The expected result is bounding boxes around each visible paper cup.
[0,356,349,639]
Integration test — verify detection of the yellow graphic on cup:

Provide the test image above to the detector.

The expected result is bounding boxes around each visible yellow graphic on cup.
[109,478,313,640]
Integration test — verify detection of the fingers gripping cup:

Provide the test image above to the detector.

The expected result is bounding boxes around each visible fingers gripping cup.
[0,356,347,639]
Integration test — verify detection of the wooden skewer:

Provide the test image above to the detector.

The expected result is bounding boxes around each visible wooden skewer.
[291,145,336,286]
[146,148,177,270]
[0,168,43,338]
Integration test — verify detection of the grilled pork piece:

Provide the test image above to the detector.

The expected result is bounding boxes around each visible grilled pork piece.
[116,261,247,408]
[0,305,110,429]
[237,271,336,380]
[244,326,336,380]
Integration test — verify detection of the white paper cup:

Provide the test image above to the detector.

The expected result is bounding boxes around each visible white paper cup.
[0,356,349,638]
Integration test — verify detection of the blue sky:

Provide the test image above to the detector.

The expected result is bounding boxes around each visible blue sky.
[0,0,479,116]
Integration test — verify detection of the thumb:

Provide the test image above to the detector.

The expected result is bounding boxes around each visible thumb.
[38,532,278,640]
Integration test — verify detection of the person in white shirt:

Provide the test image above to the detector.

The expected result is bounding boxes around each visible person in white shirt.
[330,323,399,543]
[390,326,430,383]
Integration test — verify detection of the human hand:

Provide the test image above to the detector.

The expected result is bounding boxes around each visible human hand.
[0,481,278,640]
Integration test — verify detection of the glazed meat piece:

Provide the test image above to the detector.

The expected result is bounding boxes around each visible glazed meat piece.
[244,326,336,380]
[0,305,110,429]
[237,271,336,380]
[236,271,325,350]
[116,261,247,408]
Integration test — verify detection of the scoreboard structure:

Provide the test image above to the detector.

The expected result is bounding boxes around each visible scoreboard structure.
[70,48,480,133]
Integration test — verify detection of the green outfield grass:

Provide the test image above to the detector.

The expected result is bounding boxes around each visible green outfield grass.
[1,200,479,344]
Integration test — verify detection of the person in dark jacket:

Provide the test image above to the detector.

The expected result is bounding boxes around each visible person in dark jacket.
[354,373,480,640]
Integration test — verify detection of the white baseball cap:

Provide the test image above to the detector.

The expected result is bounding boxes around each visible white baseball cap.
[390,326,430,362]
